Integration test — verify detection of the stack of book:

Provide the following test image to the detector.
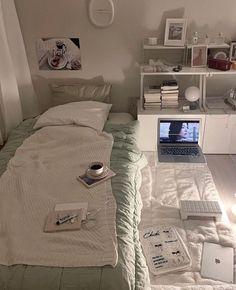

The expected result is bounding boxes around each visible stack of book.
[161,80,179,109]
[144,86,161,110]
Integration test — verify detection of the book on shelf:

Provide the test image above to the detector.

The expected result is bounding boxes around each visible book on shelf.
[161,94,179,100]
[162,80,178,86]
[161,96,179,101]
[161,89,179,94]
[161,85,179,90]
[144,96,161,102]
[144,105,161,110]
[144,102,161,107]
[145,85,161,93]
[161,80,178,91]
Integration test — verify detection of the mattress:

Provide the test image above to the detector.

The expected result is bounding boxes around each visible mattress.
[139,153,236,289]
[0,116,149,290]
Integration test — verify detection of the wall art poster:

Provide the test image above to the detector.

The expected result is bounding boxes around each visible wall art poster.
[36,38,82,70]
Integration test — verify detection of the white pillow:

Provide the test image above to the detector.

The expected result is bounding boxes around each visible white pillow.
[34,101,112,131]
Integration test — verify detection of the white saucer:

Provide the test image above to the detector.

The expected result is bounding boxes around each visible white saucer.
[86,167,109,180]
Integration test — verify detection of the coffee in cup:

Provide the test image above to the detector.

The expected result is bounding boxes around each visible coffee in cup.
[88,162,104,177]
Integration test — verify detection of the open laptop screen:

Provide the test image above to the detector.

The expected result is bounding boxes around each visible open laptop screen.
[159,120,200,144]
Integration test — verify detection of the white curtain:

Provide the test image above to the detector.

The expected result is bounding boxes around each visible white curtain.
[0,0,39,145]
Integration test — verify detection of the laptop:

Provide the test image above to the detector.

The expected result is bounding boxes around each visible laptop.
[158,119,206,163]
[201,242,234,283]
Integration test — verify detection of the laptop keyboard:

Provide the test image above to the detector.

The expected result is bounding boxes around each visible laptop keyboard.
[160,147,200,156]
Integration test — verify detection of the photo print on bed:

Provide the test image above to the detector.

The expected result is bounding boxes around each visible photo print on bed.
[35,38,82,70]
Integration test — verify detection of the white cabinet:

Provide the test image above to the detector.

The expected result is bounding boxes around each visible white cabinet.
[203,114,236,154]
[137,103,236,154]
[137,103,205,151]
[203,115,232,154]
[138,114,157,151]
[227,115,236,154]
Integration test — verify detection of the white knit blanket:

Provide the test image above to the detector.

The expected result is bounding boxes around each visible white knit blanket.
[139,158,236,290]
[0,125,118,267]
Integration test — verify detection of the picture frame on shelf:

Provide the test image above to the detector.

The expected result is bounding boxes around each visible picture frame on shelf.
[164,18,187,46]
[229,42,236,61]
[191,45,208,67]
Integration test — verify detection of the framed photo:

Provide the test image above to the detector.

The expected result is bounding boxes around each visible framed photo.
[229,42,236,61]
[191,45,208,67]
[164,18,187,46]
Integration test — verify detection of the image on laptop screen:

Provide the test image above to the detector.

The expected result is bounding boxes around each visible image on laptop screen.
[159,120,200,144]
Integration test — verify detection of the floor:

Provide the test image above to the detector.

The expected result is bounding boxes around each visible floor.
[206,154,236,230]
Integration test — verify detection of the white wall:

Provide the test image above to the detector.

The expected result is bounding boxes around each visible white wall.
[14,0,236,113]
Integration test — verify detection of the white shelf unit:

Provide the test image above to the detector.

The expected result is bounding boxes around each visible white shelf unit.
[138,42,236,154]
[140,42,236,113]
[140,67,206,111]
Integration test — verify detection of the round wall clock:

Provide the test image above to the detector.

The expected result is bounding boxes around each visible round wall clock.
[88,0,115,28]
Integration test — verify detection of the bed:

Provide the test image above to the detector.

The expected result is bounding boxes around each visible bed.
[139,153,236,289]
[0,101,150,290]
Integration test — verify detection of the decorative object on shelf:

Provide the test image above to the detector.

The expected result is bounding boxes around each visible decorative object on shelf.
[88,0,115,28]
[208,58,231,71]
[216,32,224,45]
[204,34,210,45]
[225,88,236,110]
[164,18,187,46]
[212,51,228,60]
[185,86,200,110]
[147,59,170,72]
[148,37,158,46]
[192,32,198,44]
[229,42,236,61]
[231,61,236,70]
[191,45,208,67]
[173,65,182,72]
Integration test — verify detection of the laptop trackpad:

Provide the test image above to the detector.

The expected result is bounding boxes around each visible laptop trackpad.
[173,156,190,163]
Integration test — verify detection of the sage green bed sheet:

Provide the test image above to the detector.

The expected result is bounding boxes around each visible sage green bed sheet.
[0,119,149,290]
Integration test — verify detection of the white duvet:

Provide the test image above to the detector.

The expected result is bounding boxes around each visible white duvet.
[0,125,118,267]
[139,157,236,290]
